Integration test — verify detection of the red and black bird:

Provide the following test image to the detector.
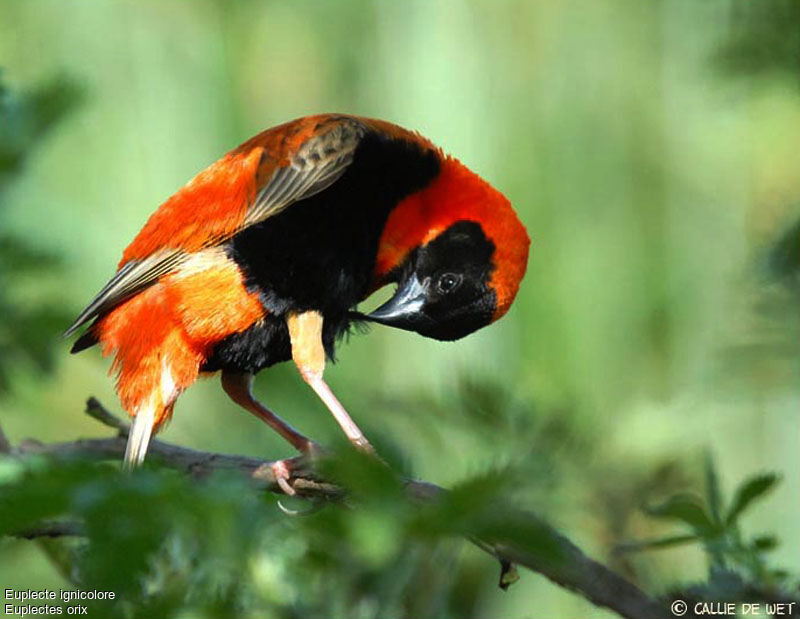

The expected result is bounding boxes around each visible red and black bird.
[65,115,530,487]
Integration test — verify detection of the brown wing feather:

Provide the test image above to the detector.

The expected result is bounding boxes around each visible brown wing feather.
[244,116,364,226]
[65,115,368,339]
[64,250,185,337]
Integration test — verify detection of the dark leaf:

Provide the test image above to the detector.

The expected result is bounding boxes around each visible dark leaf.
[766,213,800,289]
[0,459,110,535]
[751,535,778,552]
[703,452,723,526]
[725,473,779,526]
[0,73,84,185]
[0,236,63,274]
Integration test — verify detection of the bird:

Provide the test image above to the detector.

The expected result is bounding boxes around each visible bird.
[65,114,530,491]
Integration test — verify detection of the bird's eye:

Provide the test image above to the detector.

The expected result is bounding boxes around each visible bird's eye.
[437,272,462,294]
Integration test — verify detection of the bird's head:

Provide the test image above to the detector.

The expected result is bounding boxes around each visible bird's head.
[364,155,530,341]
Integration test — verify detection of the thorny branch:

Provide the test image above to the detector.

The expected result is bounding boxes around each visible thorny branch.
[0,399,670,619]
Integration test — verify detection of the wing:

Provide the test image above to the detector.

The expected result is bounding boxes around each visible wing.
[65,115,368,338]
[64,251,185,337]
[244,116,364,226]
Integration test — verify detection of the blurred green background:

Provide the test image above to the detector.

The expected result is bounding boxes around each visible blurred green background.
[1,0,798,617]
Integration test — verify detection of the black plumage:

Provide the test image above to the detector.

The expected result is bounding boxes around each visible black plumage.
[204,128,440,373]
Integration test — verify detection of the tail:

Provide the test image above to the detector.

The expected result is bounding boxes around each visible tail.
[123,400,156,470]
[70,328,99,353]
[95,284,203,468]
[79,253,265,468]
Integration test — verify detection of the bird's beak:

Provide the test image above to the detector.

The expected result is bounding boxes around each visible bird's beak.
[363,274,429,331]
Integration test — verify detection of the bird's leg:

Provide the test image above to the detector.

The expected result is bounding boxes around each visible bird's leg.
[221,370,319,494]
[287,311,374,454]
[221,371,317,452]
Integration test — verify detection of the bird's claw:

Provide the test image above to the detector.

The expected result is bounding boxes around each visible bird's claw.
[256,441,324,496]
[270,459,297,496]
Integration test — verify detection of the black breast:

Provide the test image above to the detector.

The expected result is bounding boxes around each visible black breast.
[202,129,440,374]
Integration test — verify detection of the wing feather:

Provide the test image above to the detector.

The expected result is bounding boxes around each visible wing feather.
[66,116,367,339]
[64,250,186,336]
[244,118,363,226]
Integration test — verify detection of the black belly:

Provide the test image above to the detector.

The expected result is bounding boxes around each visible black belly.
[200,311,357,374]
[201,129,439,374]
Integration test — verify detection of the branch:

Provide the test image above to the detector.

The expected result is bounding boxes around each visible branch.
[13,520,85,539]
[1,400,670,619]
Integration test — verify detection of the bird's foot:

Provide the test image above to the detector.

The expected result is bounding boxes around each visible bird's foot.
[269,458,298,496]
[260,443,323,496]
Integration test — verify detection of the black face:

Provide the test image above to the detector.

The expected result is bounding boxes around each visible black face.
[364,221,497,341]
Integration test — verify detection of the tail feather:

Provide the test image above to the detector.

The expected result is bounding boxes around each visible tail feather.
[85,257,257,469]
[123,401,156,470]
[70,328,99,353]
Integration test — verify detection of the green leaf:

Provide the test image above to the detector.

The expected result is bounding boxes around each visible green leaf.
[0,237,63,273]
[0,73,84,185]
[766,213,800,287]
[615,534,700,554]
[769,569,790,582]
[725,473,779,526]
[410,467,521,538]
[0,459,103,534]
[481,515,569,573]
[751,535,778,552]
[703,452,723,527]
[644,493,717,534]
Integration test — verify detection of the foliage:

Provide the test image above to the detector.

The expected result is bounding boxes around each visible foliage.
[0,74,84,185]
[712,0,800,81]
[0,448,569,619]
[0,75,83,394]
[618,455,795,605]
[766,214,800,289]
[0,1,798,617]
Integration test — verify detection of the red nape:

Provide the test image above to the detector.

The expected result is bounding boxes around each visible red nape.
[373,156,530,320]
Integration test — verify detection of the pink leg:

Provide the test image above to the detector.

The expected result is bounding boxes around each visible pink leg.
[221,371,319,495]
[286,310,374,454]
[303,374,374,454]
[221,371,315,452]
